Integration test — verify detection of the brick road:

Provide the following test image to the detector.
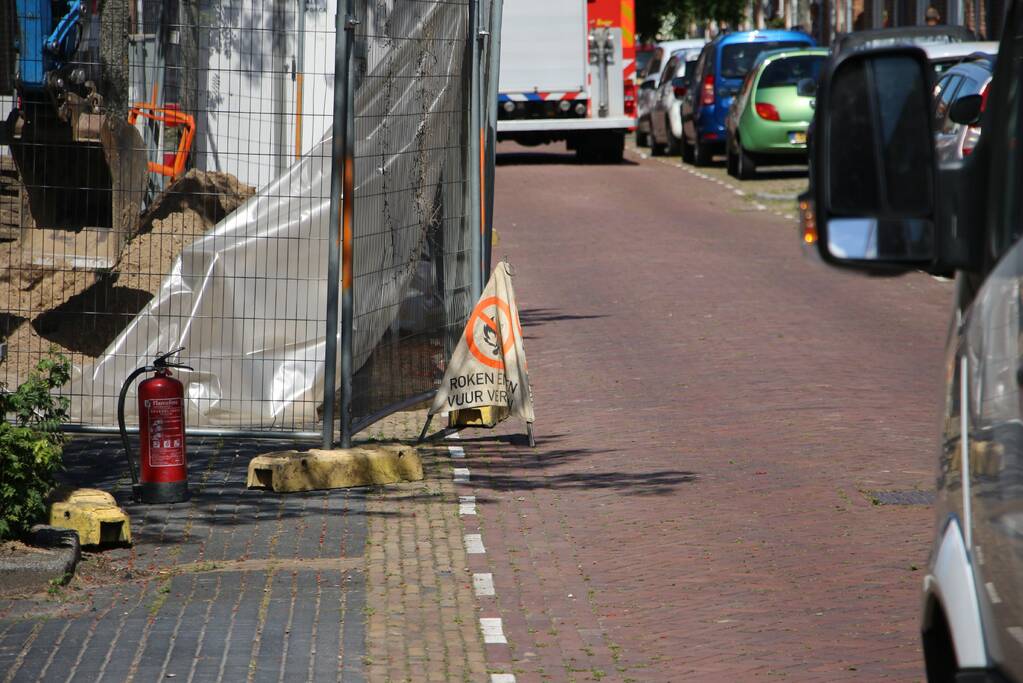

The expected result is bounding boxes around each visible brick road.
[454,142,952,681]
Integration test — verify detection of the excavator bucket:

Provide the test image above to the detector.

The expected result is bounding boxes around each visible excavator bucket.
[6,107,148,270]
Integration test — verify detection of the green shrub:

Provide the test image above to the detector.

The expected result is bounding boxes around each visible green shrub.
[0,353,71,540]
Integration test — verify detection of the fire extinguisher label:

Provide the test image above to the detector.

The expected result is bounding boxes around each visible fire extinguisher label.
[144,398,185,467]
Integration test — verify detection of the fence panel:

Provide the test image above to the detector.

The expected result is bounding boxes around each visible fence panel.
[344,0,477,433]
[2,1,334,434]
[1,0,488,438]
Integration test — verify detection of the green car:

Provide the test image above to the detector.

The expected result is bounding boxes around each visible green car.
[725,47,828,179]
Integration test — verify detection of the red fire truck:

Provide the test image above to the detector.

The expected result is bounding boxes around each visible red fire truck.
[496,0,637,162]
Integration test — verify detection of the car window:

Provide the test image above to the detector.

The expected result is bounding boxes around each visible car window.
[636,50,654,78]
[660,56,678,87]
[740,70,756,100]
[693,49,709,89]
[757,54,826,88]
[934,75,963,132]
[645,49,665,80]
[719,41,810,79]
[933,72,957,102]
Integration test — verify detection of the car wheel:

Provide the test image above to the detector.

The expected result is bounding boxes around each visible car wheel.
[693,137,712,167]
[636,119,650,148]
[666,129,681,155]
[651,139,665,156]
[681,134,695,164]
[736,140,756,179]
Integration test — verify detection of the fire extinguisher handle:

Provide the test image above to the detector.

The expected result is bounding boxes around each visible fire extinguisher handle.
[153,347,193,371]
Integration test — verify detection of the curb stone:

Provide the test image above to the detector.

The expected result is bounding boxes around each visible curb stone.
[0,526,80,595]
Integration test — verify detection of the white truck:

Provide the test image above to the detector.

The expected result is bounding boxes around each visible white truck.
[497,0,637,163]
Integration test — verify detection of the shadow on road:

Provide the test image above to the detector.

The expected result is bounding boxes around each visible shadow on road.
[451,432,699,498]
[58,435,388,548]
[518,307,607,326]
[497,151,639,167]
[674,156,806,180]
[751,167,808,180]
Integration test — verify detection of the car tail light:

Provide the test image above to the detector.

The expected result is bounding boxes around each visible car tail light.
[755,102,780,121]
[624,82,636,118]
[701,75,715,106]
[673,84,688,98]
[962,82,989,157]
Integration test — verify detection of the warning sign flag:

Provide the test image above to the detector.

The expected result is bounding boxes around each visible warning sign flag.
[429,262,534,424]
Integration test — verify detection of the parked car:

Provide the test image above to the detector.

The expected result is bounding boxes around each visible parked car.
[830,24,976,55]
[724,47,827,178]
[803,5,1023,677]
[635,43,656,84]
[923,41,1000,76]
[932,53,995,164]
[637,39,705,147]
[648,51,701,155]
[681,30,816,166]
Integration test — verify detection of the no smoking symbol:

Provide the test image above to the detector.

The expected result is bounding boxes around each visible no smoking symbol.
[466,296,521,370]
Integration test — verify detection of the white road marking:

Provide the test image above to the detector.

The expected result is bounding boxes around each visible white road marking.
[453,468,470,483]
[491,675,517,683]
[473,573,495,597]
[464,534,486,554]
[480,618,507,644]
[448,445,466,459]
[459,495,477,515]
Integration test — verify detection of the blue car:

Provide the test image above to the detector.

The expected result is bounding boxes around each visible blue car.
[681,30,816,166]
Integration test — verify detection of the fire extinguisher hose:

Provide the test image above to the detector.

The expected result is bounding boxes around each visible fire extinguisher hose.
[118,365,153,488]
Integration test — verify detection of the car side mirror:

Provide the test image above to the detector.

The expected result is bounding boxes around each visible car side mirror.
[949,94,983,125]
[807,47,940,273]
[796,78,817,97]
[640,79,657,91]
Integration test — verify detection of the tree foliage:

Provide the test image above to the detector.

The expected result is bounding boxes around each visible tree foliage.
[0,353,70,540]
[636,0,749,41]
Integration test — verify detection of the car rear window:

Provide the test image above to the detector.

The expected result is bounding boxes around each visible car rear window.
[758,54,825,88]
[720,42,809,79]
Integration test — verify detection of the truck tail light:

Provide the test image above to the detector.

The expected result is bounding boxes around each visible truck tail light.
[701,75,715,106]
[624,81,637,118]
[962,82,989,157]
[755,102,780,121]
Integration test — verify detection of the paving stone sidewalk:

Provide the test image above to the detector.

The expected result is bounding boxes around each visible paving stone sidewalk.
[0,409,487,683]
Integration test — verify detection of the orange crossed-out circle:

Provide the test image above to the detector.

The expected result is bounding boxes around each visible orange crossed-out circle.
[466,296,520,370]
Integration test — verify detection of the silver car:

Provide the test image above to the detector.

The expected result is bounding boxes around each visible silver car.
[932,53,995,164]
[649,50,702,155]
[637,39,705,147]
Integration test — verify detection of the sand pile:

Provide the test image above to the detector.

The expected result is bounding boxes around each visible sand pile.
[0,169,254,384]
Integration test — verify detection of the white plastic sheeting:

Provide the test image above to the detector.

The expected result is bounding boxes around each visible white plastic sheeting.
[73,0,471,431]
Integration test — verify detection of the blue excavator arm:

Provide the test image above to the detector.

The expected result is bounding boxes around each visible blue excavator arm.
[15,0,83,92]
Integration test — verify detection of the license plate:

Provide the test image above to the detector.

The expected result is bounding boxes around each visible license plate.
[789,131,807,145]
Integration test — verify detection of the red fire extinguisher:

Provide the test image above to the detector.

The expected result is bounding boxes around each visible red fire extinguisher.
[118,348,193,503]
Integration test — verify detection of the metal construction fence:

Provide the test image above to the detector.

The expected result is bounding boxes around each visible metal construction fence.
[0,0,501,446]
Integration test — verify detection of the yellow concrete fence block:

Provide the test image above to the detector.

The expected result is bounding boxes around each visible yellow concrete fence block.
[49,488,132,546]
[246,444,424,493]
[449,406,509,428]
